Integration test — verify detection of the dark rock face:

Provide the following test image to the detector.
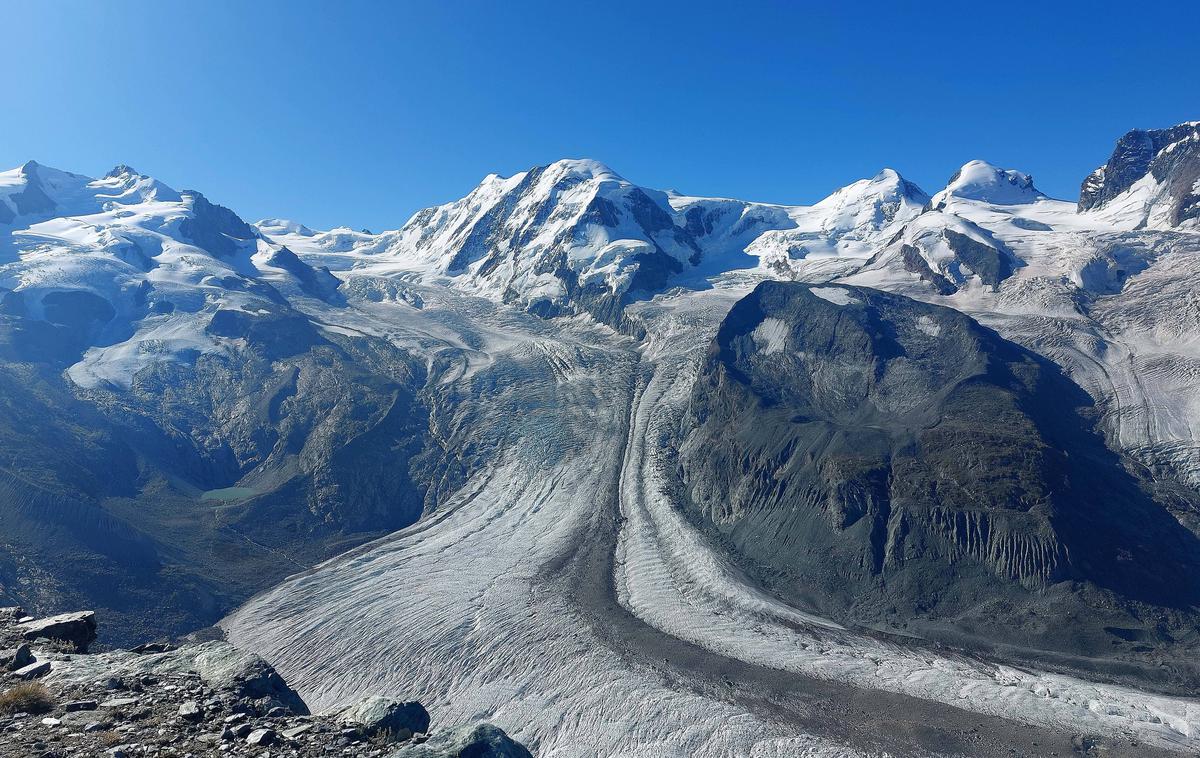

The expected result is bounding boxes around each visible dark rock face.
[9,162,59,217]
[178,191,258,257]
[205,306,325,360]
[1079,122,1200,225]
[264,247,343,302]
[673,281,1200,669]
[19,611,97,652]
[40,290,116,332]
[897,244,955,294]
[0,299,464,644]
[942,229,1014,289]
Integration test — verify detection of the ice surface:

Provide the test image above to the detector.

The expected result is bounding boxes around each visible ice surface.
[808,286,860,306]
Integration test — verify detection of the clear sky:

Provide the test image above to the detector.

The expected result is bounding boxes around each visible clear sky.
[4,0,1198,231]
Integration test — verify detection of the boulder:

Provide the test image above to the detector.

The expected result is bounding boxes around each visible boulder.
[390,722,533,757]
[13,660,50,680]
[338,695,430,740]
[47,641,309,715]
[161,642,309,715]
[19,611,97,652]
[178,701,204,721]
[281,723,313,740]
[64,699,98,712]
[246,727,276,746]
[99,697,139,709]
[1,643,32,671]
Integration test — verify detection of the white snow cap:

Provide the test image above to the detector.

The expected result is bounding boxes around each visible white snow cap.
[932,160,1045,206]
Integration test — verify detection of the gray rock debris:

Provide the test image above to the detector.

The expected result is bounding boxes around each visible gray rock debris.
[0,608,534,757]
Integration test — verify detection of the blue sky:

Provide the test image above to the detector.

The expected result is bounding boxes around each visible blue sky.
[4,0,1198,230]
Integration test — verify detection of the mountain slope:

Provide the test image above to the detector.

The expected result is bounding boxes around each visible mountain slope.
[672,281,1200,672]
[1079,122,1200,229]
[259,161,932,329]
[0,165,464,643]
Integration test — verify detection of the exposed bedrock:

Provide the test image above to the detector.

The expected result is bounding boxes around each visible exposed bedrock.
[673,280,1200,672]
[0,309,465,645]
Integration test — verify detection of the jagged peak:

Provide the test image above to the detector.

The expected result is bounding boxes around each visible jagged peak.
[1079,120,1200,219]
[104,164,138,179]
[472,158,627,195]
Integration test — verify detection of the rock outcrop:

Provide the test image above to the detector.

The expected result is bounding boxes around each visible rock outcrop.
[0,610,533,757]
[1079,122,1200,228]
[339,695,430,739]
[392,722,535,757]
[18,611,97,652]
[673,281,1200,663]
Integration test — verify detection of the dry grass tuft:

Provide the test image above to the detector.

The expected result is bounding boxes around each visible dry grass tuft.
[97,731,124,747]
[0,681,55,714]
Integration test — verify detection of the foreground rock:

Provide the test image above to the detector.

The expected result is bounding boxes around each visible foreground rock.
[392,722,535,757]
[0,609,532,756]
[17,611,97,652]
[340,695,430,739]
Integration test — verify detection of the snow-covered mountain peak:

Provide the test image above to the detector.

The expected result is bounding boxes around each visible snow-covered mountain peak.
[94,165,182,206]
[0,161,187,225]
[931,160,1045,207]
[374,157,710,326]
[739,169,929,278]
[0,160,93,222]
[257,218,317,237]
[539,157,626,183]
[104,164,139,179]
[1079,121,1200,229]
[812,167,929,217]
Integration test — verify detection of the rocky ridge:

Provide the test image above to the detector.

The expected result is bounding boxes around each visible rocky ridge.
[0,607,531,757]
